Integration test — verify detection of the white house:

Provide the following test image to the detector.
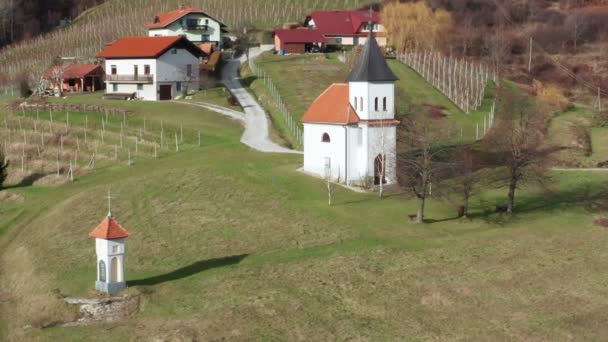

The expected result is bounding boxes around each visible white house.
[301,31,399,187]
[145,6,227,48]
[96,36,202,101]
[89,211,130,294]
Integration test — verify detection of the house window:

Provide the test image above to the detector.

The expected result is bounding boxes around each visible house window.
[111,65,117,75]
[186,64,192,77]
[171,48,177,54]
[374,97,379,111]
[202,34,210,42]
[359,97,363,110]
[134,65,138,77]
[112,84,118,92]
[144,65,150,75]
[187,19,198,26]
[176,82,182,92]
[336,37,342,44]
[353,96,357,110]
[112,245,118,253]
[205,19,209,25]
[383,97,387,111]
[322,133,331,143]
[137,84,143,90]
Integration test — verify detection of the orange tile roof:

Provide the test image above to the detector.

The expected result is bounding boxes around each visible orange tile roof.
[42,64,104,79]
[145,7,203,29]
[89,215,130,240]
[145,7,226,29]
[301,83,360,124]
[96,36,201,59]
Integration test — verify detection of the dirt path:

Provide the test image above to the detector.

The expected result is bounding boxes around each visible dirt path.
[220,45,301,154]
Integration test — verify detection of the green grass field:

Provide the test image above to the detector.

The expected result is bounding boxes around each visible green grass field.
[2,91,608,340]
[244,52,496,147]
[547,104,608,167]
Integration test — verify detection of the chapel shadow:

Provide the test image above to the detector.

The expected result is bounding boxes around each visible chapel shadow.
[128,254,248,287]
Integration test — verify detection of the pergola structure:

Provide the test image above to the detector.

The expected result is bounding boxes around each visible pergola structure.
[43,64,105,94]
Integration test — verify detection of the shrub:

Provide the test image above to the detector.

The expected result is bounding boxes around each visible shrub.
[534,80,570,111]
[19,75,32,98]
[0,148,8,190]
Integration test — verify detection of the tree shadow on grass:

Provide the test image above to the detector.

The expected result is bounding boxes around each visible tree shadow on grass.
[5,172,49,189]
[128,254,248,287]
[465,182,608,225]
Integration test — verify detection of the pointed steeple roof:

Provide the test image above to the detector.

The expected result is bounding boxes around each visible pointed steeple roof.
[89,213,130,240]
[347,30,398,83]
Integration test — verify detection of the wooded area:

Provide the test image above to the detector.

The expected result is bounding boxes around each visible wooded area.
[0,0,105,47]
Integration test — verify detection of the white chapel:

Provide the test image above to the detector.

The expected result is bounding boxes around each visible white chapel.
[301,30,399,186]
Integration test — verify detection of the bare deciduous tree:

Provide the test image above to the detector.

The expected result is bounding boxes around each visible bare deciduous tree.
[48,65,64,97]
[485,88,552,214]
[397,113,452,223]
[446,144,482,218]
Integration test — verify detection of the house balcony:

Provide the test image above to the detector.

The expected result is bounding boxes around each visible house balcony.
[106,74,153,83]
[182,24,208,31]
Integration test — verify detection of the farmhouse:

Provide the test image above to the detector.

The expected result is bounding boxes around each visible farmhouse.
[42,64,105,94]
[302,31,398,186]
[145,6,228,48]
[306,10,387,48]
[96,36,202,101]
[273,10,386,54]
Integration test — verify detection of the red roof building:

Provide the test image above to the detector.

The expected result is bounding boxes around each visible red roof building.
[89,215,130,240]
[273,10,386,54]
[144,6,227,48]
[306,10,380,37]
[96,36,202,59]
[144,7,226,30]
[274,29,327,54]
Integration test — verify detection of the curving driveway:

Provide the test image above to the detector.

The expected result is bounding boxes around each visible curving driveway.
[220,45,301,154]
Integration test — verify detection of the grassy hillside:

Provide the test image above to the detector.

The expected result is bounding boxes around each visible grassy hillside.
[244,52,495,147]
[0,0,369,85]
[2,92,608,340]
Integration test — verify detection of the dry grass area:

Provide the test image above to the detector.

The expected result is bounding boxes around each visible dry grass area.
[2,98,608,340]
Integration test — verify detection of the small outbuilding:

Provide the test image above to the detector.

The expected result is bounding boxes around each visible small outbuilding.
[274,29,327,54]
[89,210,130,294]
[42,64,105,93]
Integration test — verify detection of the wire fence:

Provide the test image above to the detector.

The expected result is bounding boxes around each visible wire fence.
[397,50,495,113]
[248,57,303,147]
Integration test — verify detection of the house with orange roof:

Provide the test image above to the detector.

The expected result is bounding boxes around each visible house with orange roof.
[96,36,203,101]
[145,5,228,49]
[301,31,398,186]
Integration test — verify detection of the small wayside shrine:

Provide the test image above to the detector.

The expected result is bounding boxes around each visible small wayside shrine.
[88,193,130,294]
